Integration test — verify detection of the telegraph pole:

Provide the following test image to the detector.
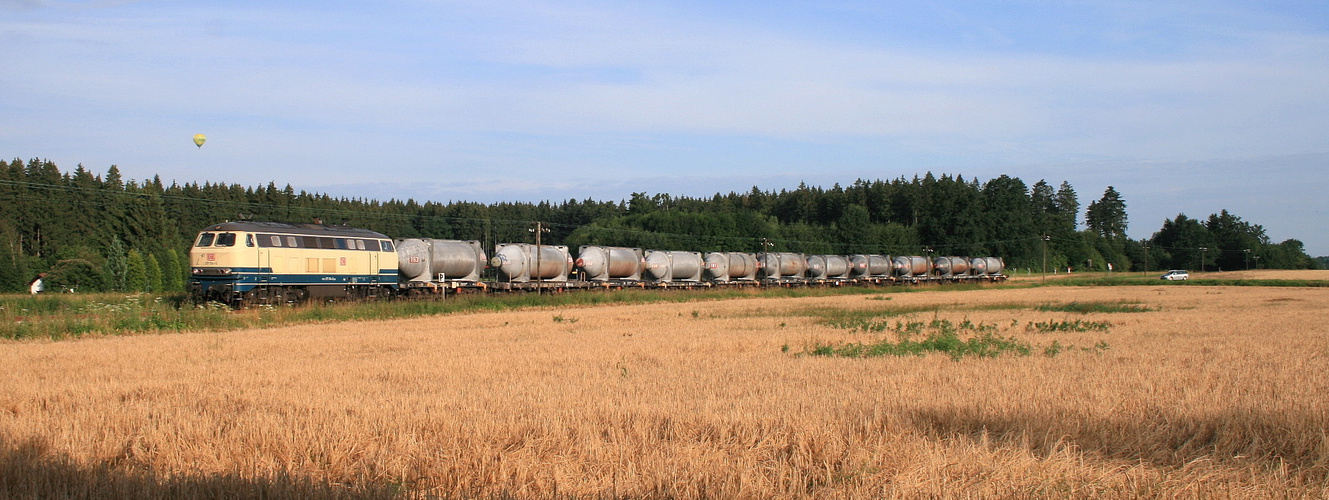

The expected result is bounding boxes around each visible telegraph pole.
[759,238,773,279]
[1041,234,1050,284]
[530,221,549,294]
[1143,243,1151,277]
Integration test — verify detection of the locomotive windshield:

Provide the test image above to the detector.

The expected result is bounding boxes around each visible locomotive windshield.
[196,232,237,247]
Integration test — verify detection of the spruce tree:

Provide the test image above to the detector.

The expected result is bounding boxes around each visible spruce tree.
[146,253,163,292]
[125,249,148,292]
[104,237,128,291]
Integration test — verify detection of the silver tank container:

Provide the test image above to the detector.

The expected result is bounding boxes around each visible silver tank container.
[984,257,1005,275]
[807,255,826,279]
[576,245,643,281]
[970,257,989,276]
[396,238,486,282]
[809,255,849,279]
[849,255,893,277]
[758,252,807,279]
[893,256,930,277]
[643,250,703,282]
[491,243,572,282]
[704,252,758,281]
[948,256,971,276]
[933,256,954,276]
[823,255,849,278]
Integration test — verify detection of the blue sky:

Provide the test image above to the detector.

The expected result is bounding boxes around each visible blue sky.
[3,0,1327,254]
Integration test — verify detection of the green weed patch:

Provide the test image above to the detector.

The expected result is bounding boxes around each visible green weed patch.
[1035,301,1153,313]
[795,319,1034,360]
[1026,319,1113,333]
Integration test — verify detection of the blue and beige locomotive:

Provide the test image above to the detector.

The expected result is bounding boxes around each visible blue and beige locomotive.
[190,221,1005,306]
[189,222,402,304]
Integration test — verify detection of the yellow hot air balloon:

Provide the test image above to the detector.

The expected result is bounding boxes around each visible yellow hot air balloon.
[193,134,206,148]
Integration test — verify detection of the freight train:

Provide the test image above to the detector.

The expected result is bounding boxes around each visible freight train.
[188,221,1006,307]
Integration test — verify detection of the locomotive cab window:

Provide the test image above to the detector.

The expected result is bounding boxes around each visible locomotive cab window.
[196,233,215,247]
[246,234,255,247]
[380,240,394,252]
[215,233,237,247]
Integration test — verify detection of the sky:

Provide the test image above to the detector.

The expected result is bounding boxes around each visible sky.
[2,0,1327,255]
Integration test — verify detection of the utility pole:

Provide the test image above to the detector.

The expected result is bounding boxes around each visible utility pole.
[1199,246,1208,273]
[759,238,773,279]
[530,221,550,294]
[1244,248,1250,270]
[1041,234,1050,284]
[1143,243,1150,277]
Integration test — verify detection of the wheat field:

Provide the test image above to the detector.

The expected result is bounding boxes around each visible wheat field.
[2,281,1327,498]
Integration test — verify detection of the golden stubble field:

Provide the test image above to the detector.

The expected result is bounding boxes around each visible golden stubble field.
[2,282,1328,498]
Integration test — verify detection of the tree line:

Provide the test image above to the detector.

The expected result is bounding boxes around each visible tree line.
[1,157,1317,293]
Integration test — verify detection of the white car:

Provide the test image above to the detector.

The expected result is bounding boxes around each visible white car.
[1160,270,1189,281]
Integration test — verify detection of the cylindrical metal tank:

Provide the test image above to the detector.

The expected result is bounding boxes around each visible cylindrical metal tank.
[984,257,1005,275]
[894,256,930,277]
[867,255,893,277]
[821,255,849,279]
[850,254,893,277]
[643,250,703,282]
[933,256,954,276]
[727,252,758,280]
[576,245,643,281]
[396,239,486,282]
[948,256,971,276]
[970,257,989,276]
[807,255,827,279]
[759,253,806,279]
[704,252,758,281]
[849,255,870,277]
[491,243,572,282]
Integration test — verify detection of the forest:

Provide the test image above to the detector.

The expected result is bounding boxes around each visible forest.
[0,157,1318,293]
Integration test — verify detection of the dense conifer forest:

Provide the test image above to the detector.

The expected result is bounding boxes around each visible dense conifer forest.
[1,157,1317,293]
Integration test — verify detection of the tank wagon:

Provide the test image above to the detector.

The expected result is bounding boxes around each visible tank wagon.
[189,222,1006,306]
[759,252,808,281]
[576,245,644,282]
[807,255,851,281]
[491,243,574,284]
[643,250,704,283]
[395,238,486,294]
[849,254,893,281]
[704,252,759,282]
